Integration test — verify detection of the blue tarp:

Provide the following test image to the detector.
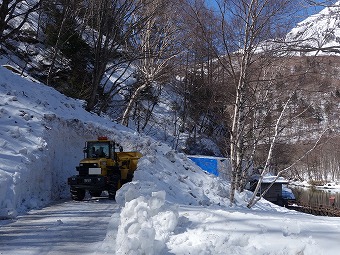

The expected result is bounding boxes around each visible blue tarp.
[188,157,219,176]
[282,187,296,200]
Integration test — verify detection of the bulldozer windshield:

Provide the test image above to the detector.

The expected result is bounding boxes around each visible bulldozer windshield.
[86,141,110,158]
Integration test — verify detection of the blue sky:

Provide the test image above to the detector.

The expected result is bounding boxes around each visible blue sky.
[205,0,333,24]
[205,0,335,18]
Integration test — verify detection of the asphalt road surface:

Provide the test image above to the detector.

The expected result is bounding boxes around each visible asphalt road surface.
[0,197,119,255]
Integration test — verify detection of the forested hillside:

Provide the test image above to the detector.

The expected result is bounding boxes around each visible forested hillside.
[1,0,340,195]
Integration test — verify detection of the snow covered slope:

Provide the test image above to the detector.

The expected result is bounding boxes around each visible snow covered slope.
[0,65,234,219]
[0,66,117,217]
[286,1,340,55]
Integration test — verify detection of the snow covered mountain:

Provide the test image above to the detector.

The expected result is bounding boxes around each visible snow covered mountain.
[286,1,340,55]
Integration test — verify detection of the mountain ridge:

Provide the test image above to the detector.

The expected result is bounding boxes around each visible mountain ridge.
[286,1,340,55]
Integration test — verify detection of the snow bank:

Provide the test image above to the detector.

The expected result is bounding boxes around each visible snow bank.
[116,148,234,208]
[0,66,145,218]
[116,191,178,255]
[0,65,237,219]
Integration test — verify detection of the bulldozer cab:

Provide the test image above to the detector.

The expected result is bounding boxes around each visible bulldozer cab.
[85,141,111,159]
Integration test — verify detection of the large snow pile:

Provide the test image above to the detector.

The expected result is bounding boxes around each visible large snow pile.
[0,64,235,219]
[102,187,334,255]
[116,191,178,254]
[0,65,138,218]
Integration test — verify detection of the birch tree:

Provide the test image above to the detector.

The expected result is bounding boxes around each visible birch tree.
[208,0,300,205]
[121,0,180,126]
[247,126,328,208]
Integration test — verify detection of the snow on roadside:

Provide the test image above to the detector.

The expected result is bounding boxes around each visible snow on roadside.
[115,191,178,255]
[0,66,145,218]
[0,64,239,218]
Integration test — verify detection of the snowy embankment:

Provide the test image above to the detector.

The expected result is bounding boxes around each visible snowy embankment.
[0,64,232,218]
[0,66,144,218]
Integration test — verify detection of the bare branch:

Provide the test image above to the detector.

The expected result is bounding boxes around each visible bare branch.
[247,127,329,208]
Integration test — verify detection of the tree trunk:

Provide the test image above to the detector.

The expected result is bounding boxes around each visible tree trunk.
[46,5,70,86]
[121,82,149,126]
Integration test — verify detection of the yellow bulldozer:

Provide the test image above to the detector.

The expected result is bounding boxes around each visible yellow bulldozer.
[67,136,142,200]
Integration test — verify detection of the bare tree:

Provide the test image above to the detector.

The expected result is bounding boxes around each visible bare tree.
[166,0,229,154]
[178,0,330,207]
[83,0,143,113]
[209,0,299,205]
[247,127,328,208]
[121,0,181,126]
[42,0,86,86]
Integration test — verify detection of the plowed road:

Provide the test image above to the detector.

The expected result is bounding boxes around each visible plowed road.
[0,198,119,255]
